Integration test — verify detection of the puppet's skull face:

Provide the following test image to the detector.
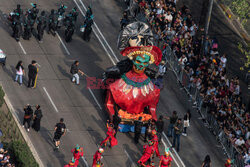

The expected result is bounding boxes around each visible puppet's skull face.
[133,54,150,73]
[129,35,144,47]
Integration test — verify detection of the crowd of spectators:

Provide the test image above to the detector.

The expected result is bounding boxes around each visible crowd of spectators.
[0,148,14,167]
[134,0,249,165]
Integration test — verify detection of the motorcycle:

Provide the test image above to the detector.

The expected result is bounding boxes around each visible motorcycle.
[0,49,7,66]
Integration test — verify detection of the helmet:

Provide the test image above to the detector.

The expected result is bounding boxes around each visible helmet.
[152,130,157,135]
[165,148,170,156]
[75,144,81,152]
[69,157,75,165]
[98,148,104,153]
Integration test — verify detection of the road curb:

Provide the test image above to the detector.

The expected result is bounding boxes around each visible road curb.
[3,94,44,167]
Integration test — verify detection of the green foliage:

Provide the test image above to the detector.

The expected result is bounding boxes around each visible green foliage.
[230,0,250,25]
[8,140,39,167]
[238,42,250,71]
[0,86,5,107]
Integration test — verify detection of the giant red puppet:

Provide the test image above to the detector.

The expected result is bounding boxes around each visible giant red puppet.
[105,46,162,122]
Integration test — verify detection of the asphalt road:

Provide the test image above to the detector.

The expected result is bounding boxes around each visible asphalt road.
[0,0,226,167]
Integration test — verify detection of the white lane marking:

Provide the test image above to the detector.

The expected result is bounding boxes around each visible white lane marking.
[74,0,116,65]
[81,156,89,167]
[124,149,136,167]
[56,32,71,55]
[18,42,27,55]
[88,88,102,110]
[163,132,186,167]
[43,87,59,112]
[78,0,119,62]
[161,139,180,167]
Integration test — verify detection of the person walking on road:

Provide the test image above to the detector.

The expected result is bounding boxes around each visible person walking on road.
[22,104,33,132]
[92,148,104,167]
[32,105,43,132]
[48,9,58,36]
[53,118,66,149]
[15,61,25,85]
[166,111,178,137]
[28,60,38,88]
[201,155,211,167]
[134,116,143,144]
[113,112,121,138]
[100,121,118,148]
[183,110,191,136]
[71,144,84,166]
[70,61,84,85]
[156,115,164,142]
[172,118,183,152]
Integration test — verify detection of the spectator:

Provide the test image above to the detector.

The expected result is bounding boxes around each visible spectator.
[182,109,191,136]
[156,115,164,142]
[201,155,211,167]
[22,104,33,132]
[172,118,183,152]
[32,105,43,132]
[166,111,178,137]
[14,61,24,86]
[235,136,245,147]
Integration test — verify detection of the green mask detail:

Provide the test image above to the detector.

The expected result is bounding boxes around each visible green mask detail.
[133,54,150,70]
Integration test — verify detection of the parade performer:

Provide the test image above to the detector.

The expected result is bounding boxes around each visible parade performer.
[151,130,160,157]
[92,148,104,167]
[64,157,77,167]
[138,140,156,166]
[224,159,233,167]
[71,144,84,166]
[105,46,162,121]
[159,148,172,167]
[100,121,118,148]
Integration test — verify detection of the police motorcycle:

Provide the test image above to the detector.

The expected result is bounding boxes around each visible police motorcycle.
[57,4,67,29]
[0,49,6,66]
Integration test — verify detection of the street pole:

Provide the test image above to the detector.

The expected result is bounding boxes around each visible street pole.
[204,0,214,37]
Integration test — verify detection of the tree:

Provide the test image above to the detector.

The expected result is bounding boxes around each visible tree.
[238,42,250,71]
[230,0,250,25]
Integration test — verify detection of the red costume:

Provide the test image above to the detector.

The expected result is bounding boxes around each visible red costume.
[159,155,172,167]
[152,134,160,157]
[105,46,162,121]
[71,148,84,166]
[92,150,102,167]
[100,124,118,147]
[138,144,156,165]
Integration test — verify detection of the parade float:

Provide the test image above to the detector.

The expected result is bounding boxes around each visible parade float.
[103,21,163,132]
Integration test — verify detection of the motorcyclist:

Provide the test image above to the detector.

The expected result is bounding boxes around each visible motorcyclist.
[82,16,93,42]
[23,17,32,40]
[48,9,58,36]
[85,6,93,19]
[27,3,39,27]
[37,11,47,42]
[120,11,129,30]
[57,4,67,29]
[71,7,79,22]
[12,14,22,41]
[65,21,75,43]
[14,4,23,17]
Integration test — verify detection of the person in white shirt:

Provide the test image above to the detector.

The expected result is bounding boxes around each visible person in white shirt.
[165,11,173,23]
[15,60,25,85]
[220,54,227,68]
[178,54,187,66]
[235,136,245,146]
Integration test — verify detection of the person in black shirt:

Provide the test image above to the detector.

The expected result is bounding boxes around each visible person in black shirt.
[166,111,178,137]
[113,111,121,138]
[53,118,66,149]
[22,104,33,132]
[70,61,84,85]
[134,117,143,144]
[32,105,43,132]
[37,11,47,43]
[28,60,38,88]
[156,115,164,142]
